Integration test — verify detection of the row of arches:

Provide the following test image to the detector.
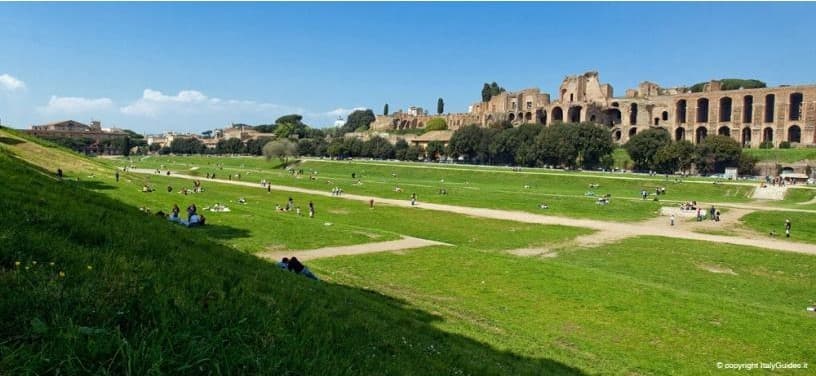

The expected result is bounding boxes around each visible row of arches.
[685,125,802,145]
[675,92,804,125]
[610,125,804,146]
[394,119,424,130]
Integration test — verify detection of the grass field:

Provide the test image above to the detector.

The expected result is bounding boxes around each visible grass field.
[741,210,816,244]
[3,127,816,375]
[115,155,764,222]
[744,147,816,163]
[314,236,816,374]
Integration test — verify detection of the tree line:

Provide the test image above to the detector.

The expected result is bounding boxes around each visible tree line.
[623,128,756,175]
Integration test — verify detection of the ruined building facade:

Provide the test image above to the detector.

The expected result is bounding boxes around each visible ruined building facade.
[371,72,816,148]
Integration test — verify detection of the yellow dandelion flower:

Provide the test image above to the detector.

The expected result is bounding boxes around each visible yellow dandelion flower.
[59,271,66,278]
[15,261,21,267]
[87,265,93,270]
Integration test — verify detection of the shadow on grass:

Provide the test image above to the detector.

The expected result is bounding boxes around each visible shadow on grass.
[0,136,25,145]
[73,179,118,191]
[197,223,252,240]
[0,151,588,375]
[312,279,589,375]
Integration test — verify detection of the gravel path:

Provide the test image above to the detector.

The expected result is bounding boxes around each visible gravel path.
[257,236,450,261]
[130,169,816,256]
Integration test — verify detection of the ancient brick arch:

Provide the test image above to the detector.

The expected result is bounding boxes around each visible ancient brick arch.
[741,127,752,146]
[551,107,563,122]
[675,127,686,141]
[763,127,774,144]
[788,125,801,143]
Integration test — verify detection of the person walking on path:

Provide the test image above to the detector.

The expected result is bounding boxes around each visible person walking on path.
[670,214,675,226]
[785,219,792,238]
[369,199,374,208]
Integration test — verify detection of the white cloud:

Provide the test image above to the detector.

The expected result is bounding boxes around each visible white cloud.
[0,74,26,91]
[39,95,114,114]
[121,89,301,117]
[323,107,368,118]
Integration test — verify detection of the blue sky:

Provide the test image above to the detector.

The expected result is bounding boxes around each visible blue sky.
[0,2,814,134]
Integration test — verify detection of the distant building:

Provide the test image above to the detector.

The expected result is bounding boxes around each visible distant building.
[26,120,130,154]
[372,71,816,148]
[409,130,453,150]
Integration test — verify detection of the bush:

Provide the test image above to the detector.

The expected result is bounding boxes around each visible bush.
[779,141,791,149]
[424,118,447,131]
[759,141,774,149]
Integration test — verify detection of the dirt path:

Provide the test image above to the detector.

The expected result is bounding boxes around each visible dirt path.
[257,236,450,261]
[129,169,816,256]
[301,158,762,187]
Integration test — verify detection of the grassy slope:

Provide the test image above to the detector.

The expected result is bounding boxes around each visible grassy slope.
[313,237,816,375]
[741,211,816,244]
[0,149,589,375]
[5,129,815,374]
[122,156,760,221]
[744,147,816,163]
[1,128,591,253]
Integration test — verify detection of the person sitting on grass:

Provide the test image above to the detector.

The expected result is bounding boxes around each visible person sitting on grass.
[168,204,181,222]
[538,202,549,209]
[276,257,289,270]
[287,257,318,280]
[183,213,205,227]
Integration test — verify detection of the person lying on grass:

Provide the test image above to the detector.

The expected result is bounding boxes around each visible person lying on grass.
[286,257,318,280]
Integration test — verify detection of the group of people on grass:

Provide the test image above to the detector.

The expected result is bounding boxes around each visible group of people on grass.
[164,203,206,227]
[679,201,698,211]
[276,257,319,280]
[641,187,667,200]
[770,219,793,238]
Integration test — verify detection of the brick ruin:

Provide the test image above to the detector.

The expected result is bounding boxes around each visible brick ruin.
[371,71,816,148]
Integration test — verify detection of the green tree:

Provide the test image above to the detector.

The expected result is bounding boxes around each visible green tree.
[363,136,395,159]
[216,138,245,154]
[535,123,612,169]
[340,109,376,134]
[437,98,444,114]
[481,82,506,102]
[425,141,446,161]
[738,153,758,176]
[447,125,485,162]
[326,138,346,158]
[245,137,272,155]
[394,138,410,160]
[653,140,695,174]
[263,139,297,167]
[383,103,389,116]
[623,128,672,171]
[690,79,766,92]
[694,135,742,175]
[424,117,448,131]
[489,119,513,130]
[404,145,421,161]
[169,137,205,154]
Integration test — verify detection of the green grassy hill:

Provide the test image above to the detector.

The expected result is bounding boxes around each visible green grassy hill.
[0,137,579,374]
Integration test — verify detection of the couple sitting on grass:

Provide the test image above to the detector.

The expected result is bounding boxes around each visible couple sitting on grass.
[276,257,319,280]
[166,203,206,227]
